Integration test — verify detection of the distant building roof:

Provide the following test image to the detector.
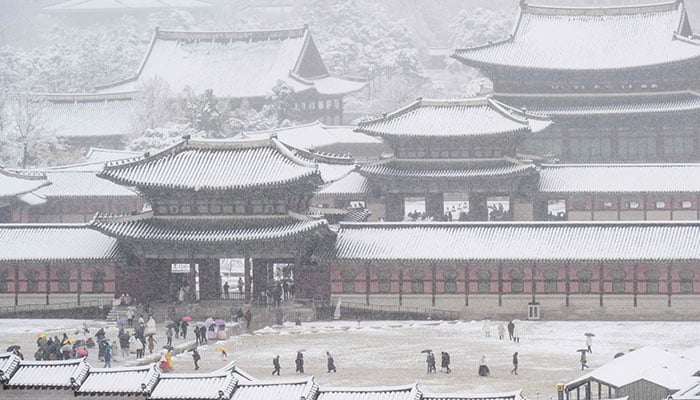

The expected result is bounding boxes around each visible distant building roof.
[100,138,322,191]
[361,160,536,181]
[44,148,144,172]
[0,168,48,199]
[317,384,421,400]
[98,27,366,98]
[315,172,371,198]
[76,365,159,396]
[565,346,700,392]
[538,164,700,193]
[42,0,212,13]
[356,98,551,138]
[22,170,140,198]
[328,221,700,263]
[497,91,700,117]
[29,92,137,139]
[4,358,89,389]
[453,1,700,71]
[0,224,122,263]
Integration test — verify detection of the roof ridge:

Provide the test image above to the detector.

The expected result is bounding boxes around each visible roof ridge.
[338,220,700,228]
[155,26,308,42]
[29,92,138,102]
[521,0,682,16]
[542,163,700,168]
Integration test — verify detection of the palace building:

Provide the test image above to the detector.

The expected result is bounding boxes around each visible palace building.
[453,0,700,163]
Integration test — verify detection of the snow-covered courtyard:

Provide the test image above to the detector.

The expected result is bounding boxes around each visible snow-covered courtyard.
[2,318,698,399]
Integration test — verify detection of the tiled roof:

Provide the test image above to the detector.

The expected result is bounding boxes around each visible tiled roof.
[231,378,318,400]
[211,362,255,382]
[315,172,371,198]
[97,27,365,98]
[0,224,123,263]
[356,98,551,138]
[100,138,321,191]
[317,384,421,400]
[148,371,237,400]
[0,168,48,198]
[25,92,137,139]
[23,170,140,198]
[497,91,700,117]
[453,1,700,71]
[361,160,536,180]
[423,390,526,400]
[0,352,22,383]
[538,164,700,193]
[76,365,159,396]
[5,359,89,389]
[43,0,212,12]
[85,147,143,164]
[329,221,700,262]
[93,213,329,243]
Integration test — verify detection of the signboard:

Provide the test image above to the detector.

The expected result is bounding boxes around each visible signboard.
[171,263,191,274]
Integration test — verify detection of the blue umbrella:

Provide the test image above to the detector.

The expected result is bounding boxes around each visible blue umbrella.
[117,316,127,325]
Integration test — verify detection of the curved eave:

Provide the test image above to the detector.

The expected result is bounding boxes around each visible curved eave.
[355,126,531,140]
[360,164,536,180]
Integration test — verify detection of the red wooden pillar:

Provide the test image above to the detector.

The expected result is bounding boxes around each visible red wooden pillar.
[244,257,252,303]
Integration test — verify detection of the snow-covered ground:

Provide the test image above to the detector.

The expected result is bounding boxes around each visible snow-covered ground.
[2,318,697,399]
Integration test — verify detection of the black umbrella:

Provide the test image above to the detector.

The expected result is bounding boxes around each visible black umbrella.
[162,345,173,350]
[584,332,595,337]
[166,322,176,329]
[576,349,588,353]
[6,345,20,352]
[614,352,625,359]
[421,349,432,354]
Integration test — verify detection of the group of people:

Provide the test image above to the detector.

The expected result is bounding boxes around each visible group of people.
[269,350,337,375]
[483,320,520,342]
[34,331,87,361]
[232,308,253,329]
[425,351,452,374]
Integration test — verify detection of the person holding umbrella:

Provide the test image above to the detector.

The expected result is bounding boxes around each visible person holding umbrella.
[585,333,594,353]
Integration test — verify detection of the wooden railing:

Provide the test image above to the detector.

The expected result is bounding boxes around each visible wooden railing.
[0,299,108,316]
[335,301,461,321]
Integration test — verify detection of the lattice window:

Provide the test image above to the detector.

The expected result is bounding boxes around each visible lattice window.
[477,269,491,294]
[57,269,71,293]
[577,269,592,294]
[443,269,457,294]
[680,269,695,294]
[26,269,40,293]
[510,269,524,294]
[377,269,392,294]
[0,269,8,293]
[341,270,356,294]
[411,270,425,294]
[645,269,660,294]
[92,271,105,294]
[612,269,626,294]
[544,269,559,294]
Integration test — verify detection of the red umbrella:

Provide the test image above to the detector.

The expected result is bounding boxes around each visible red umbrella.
[182,316,192,321]
[76,348,88,357]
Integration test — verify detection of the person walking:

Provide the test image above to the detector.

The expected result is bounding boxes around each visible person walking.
[295,351,304,373]
[580,351,589,370]
[136,337,145,359]
[181,319,189,340]
[478,355,490,376]
[192,349,201,370]
[326,351,337,373]
[507,320,515,341]
[223,282,230,299]
[272,355,281,376]
[498,324,506,340]
[511,352,519,375]
[244,309,252,330]
[148,335,156,354]
[166,325,173,347]
[441,352,451,374]
[513,323,521,343]
[238,277,244,296]
[585,335,593,353]
[103,342,113,368]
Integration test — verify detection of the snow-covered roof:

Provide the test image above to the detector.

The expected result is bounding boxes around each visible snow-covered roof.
[422,390,526,400]
[100,138,321,191]
[85,147,143,164]
[356,98,551,138]
[453,1,700,71]
[98,27,365,98]
[565,346,700,391]
[0,352,22,383]
[328,221,700,262]
[231,377,318,400]
[5,358,89,389]
[497,91,700,117]
[317,384,421,400]
[315,172,371,198]
[674,381,700,400]
[76,364,159,396]
[0,224,122,263]
[0,168,48,199]
[361,160,536,180]
[539,164,700,193]
[148,371,237,400]
[211,362,255,382]
[23,170,140,198]
[42,0,212,13]
[93,213,329,243]
[26,92,137,139]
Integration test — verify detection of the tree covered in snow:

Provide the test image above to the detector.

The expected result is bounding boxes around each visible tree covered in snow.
[449,8,513,49]
[127,125,198,154]
[130,77,178,134]
[186,89,225,138]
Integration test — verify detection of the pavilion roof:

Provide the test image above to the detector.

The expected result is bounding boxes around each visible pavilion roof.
[360,159,536,181]
[93,213,329,243]
[100,138,322,191]
[76,364,159,396]
[231,378,318,400]
[4,358,89,389]
[497,91,700,117]
[0,224,123,263]
[356,98,551,139]
[42,0,212,13]
[453,0,700,71]
[0,168,48,199]
[97,27,366,98]
[317,384,421,400]
[327,221,700,263]
[538,163,700,194]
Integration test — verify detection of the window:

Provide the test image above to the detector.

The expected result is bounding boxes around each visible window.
[654,201,666,209]
[477,269,491,294]
[645,269,660,294]
[520,138,562,158]
[619,137,656,160]
[57,269,71,293]
[26,270,40,293]
[570,137,612,162]
[681,201,693,209]
[510,269,524,294]
[411,270,425,294]
[626,201,640,210]
[577,269,592,294]
[92,271,105,294]
[663,136,695,157]
[377,269,391,294]
[443,269,458,294]
[544,269,559,294]
[341,270,356,294]
[0,269,8,293]
[680,269,695,294]
[611,269,626,294]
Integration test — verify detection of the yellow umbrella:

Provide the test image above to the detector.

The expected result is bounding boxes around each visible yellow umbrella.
[38,333,47,338]
[216,347,229,352]
[66,338,76,343]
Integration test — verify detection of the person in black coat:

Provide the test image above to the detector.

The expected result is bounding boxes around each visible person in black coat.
[192,349,201,370]
[295,351,304,373]
[326,351,337,373]
[507,321,515,341]
[272,355,281,375]
[511,352,519,375]
[441,352,451,373]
